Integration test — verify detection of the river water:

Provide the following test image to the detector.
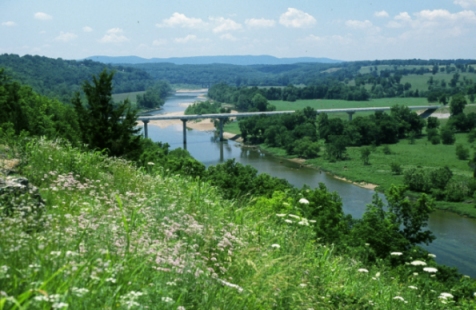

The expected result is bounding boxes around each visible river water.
[144,91,476,277]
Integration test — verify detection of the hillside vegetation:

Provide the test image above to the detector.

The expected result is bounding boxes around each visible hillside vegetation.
[1,138,476,309]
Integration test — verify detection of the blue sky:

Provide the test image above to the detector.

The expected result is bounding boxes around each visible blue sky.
[1,0,476,61]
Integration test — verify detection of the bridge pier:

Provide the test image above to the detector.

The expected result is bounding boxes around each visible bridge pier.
[181,119,187,146]
[142,120,149,138]
[347,112,355,121]
[219,118,225,141]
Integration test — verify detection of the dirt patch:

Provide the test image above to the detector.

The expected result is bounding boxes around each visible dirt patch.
[430,112,451,119]
[333,175,378,190]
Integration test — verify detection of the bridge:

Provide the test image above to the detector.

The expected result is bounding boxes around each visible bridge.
[138,105,440,144]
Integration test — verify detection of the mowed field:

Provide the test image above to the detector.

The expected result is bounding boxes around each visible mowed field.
[111,91,145,104]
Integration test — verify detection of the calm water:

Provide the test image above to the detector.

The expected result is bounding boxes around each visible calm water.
[145,91,476,277]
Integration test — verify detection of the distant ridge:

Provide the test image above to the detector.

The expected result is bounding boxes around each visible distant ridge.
[85,55,342,66]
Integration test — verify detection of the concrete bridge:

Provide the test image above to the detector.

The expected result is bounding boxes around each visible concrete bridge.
[138,105,440,144]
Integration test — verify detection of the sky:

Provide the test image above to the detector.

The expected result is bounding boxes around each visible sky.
[1,0,476,61]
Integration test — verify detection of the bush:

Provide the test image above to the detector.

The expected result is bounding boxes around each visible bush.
[427,128,439,141]
[468,129,476,143]
[360,147,371,165]
[403,168,430,192]
[441,126,455,145]
[430,135,441,145]
[445,181,469,202]
[382,145,392,155]
[456,144,470,160]
[390,162,402,175]
[429,166,453,190]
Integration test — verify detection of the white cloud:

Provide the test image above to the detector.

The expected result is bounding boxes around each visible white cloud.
[152,39,167,46]
[174,34,197,43]
[305,34,352,45]
[34,12,52,21]
[345,20,373,29]
[279,8,316,28]
[374,11,389,18]
[1,21,16,27]
[157,13,206,28]
[245,18,275,28]
[99,28,129,43]
[416,9,476,22]
[220,33,238,41]
[211,17,242,33]
[83,26,93,32]
[386,12,412,28]
[55,31,77,42]
[454,0,476,8]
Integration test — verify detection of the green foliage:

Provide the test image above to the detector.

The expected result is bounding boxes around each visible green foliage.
[293,137,320,158]
[0,68,80,143]
[360,147,371,165]
[441,126,456,145]
[450,93,467,116]
[184,100,229,115]
[136,81,171,109]
[350,186,435,259]
[404,168,431,192]
[0,54,155,102]
[325,135,348,161]
[382,145,392,155]
[73,69,142,158]
[456,144,470,160]
[390,162,403,175]
[427,116,440,129]
[446,180,470,202]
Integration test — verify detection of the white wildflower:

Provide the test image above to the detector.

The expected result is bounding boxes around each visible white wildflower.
[428,253,436,258]
[271,244,280,249]
[299,198,309,204]
[439,292,454,300]
[358,268,368,273]
[284,219,293,224]
[423,267,438,273]
[390,252,402,256]
[408,285,418,290]
[410,260,427,266]
[52,302,68,309]
[393,296,405,301]
[218,279,244,293]
[276,214,286,217]
[288,214,300,219]
[161,297,174,303]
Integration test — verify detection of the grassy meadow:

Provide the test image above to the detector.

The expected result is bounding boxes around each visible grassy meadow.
[1,138,475,308]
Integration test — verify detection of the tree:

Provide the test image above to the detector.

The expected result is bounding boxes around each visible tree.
[360,147,371,165]
[73,69,141,158]
[440,125,456,145]
[450,93,467,116]
[251,93,268,112]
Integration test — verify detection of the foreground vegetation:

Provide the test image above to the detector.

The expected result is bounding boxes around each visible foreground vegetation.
[2,138,476,309]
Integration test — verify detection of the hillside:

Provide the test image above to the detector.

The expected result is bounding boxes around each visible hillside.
[0,54,155,102]
[1,138,475,309]
[85,55,342,65]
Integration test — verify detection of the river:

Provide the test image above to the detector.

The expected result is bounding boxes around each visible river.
[144,91,476,278]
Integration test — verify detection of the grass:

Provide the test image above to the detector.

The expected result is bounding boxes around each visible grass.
[302,132,476,217]
[1,137,474,308]
[111,91,145,105]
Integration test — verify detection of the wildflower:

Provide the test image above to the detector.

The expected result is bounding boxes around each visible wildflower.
[284,219,293,224]
[408,286,418,290]
[288,214,300,219]
[147,162,155,166]
[390,252,402,256]
[423,267,438,273]
[271,244,280,249]
[161,297,174,303]
[358,268,368,273]
[428,253,436,258]
[410,260,426,266]
[52,302,68,309]
[375,272,380,278]
[299,283,307,288]
[299,198,309,204]
[276,214,286,217]
[71,287,89,297]
[413,272,418,276]
[439,292,454,300]
[393,296,405,301]
[177,307,186,310]
[298,219,310,226]
[218,279,244,293]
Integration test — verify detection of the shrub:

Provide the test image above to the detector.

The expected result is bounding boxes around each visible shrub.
[403,168,430,192]
[468,129,476,143]
[441,126,455,145]
[382,145,392,155]
[456,144,470,160]
[430,135,441,145]
[427,128,439,141]
[429,166,453,190]
[446,181,469,202]
[390,162,402,175]
[360,147,371,165]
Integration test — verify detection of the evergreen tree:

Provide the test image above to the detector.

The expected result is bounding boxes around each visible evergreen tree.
[73,69,141,158]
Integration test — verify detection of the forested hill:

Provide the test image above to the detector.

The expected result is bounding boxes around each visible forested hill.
[0,54,155,102]
[86,55,342,65]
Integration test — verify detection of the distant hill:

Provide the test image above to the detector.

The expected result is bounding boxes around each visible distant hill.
[85,55,342,65]
[0,54,155,101]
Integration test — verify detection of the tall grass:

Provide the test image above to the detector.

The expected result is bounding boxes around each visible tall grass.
[1,137,474,309]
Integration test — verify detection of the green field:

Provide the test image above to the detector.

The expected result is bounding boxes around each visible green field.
[111,91,145,104]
